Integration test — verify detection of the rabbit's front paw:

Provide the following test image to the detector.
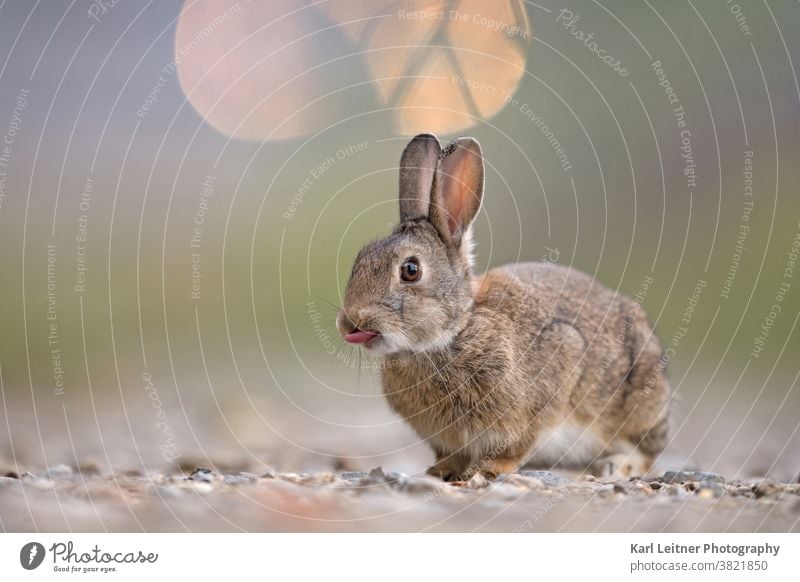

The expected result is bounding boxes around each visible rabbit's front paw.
[478,456,525,481]
[426,463,473,483]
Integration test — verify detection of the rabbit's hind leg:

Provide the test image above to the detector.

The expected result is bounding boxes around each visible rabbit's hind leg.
[588,413,669,479]
[589,447,652,480]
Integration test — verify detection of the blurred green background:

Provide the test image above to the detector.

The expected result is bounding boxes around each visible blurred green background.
[0,0,798,480]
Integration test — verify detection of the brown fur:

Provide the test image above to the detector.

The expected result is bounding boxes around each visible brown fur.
[338,135,671,481]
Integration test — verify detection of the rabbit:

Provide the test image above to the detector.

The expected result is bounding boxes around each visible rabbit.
[337,134,671,481]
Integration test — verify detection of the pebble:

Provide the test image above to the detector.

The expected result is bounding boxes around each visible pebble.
[368,467,387,481]
[518,470,570,486]
[340,471,368,480]
[223,474,253,486]
[753,479,783,498]
[399,476,446,495]
[300,472,338,486]
[11,462,798,520]
[278,472,302,482]
[662,470,725,484]
[188,467,216,483]
[466,472,489,489]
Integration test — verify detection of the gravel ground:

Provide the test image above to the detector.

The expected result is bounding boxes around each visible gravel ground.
[2,464,798,532]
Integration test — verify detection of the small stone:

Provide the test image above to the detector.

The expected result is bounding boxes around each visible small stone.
[223,475,252,486]
[4,471,19,479]
[44,464,73,478]
[278,472,302,482]
[466,472,489,489]
[661,470,725,484]
[340,471,368,480]
[649,482,662,490]
[401,476,446,495]
[368,467,387,481]
[518,470,569,486]
[384,470,406,484]
[579,474,597,482]
[753,479,782,498]
[188,467,215,482]
[259,469,277,479]
[300,472,337,485]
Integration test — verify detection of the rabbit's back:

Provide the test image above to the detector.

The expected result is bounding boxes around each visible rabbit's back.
[476,261,668,445]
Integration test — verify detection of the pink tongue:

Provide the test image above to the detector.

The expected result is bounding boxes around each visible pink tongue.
[344,330,378,344]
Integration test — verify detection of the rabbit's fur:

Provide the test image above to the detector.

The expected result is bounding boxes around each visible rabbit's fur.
[338,134,670,481]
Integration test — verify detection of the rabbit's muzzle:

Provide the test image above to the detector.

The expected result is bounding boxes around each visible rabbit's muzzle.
[336,309,381,346]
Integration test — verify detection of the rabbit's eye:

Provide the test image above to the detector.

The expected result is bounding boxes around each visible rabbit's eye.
[400,258,421,282]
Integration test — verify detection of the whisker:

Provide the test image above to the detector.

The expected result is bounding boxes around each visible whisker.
[310,294,342,312]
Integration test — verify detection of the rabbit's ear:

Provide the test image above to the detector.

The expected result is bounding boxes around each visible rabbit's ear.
[399,133,441,221]
[430,137,484,248]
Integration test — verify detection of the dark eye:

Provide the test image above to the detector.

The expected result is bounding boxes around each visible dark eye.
[400,257,421,282]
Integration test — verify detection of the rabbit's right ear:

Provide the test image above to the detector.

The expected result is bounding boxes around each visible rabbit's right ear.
[398,133,441,221]
[428,137,484,249]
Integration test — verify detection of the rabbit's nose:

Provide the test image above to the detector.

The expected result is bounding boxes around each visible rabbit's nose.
[337,310,357,335]
[337,309,368,334]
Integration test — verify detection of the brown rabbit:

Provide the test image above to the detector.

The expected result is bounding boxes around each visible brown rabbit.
[337,134,671,481]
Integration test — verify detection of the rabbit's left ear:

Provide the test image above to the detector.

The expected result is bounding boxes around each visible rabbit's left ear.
[430,137,484,248]
[399,133,441,222]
